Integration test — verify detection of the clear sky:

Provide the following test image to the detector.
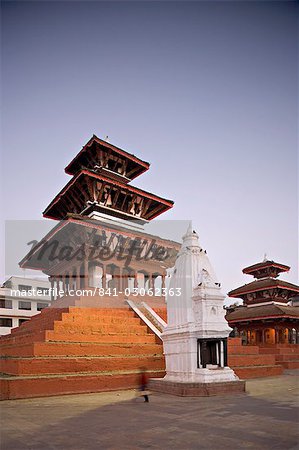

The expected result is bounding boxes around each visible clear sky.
[1,1,298,300]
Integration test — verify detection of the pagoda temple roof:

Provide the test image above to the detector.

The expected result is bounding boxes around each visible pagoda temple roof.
[226,303,299,323]
[228,278,299,298]
[19,217,180,271]
[242,260,290,275]
[43,169,173,221]
[65,135,150,180]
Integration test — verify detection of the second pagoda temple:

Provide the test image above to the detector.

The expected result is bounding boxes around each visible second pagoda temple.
[226,258,299,345]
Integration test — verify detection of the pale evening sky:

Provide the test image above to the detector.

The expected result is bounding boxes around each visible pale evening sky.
[1,1,298,301]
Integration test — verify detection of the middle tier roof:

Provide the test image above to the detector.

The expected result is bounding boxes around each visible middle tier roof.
[43,169,174,222]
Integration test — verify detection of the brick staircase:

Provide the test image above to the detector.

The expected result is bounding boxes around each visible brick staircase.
[0,301,165,400]
[228,338,283,378]
[257,344,299,369]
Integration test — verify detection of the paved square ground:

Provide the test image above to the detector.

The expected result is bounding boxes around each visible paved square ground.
[1,370,298,450]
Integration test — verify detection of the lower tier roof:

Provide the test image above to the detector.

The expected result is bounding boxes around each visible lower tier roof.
[226,303,299,323]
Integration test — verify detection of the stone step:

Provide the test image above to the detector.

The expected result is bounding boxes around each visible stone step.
[259,346,299,355]
[0,369,165,400]
[275,354,299,362]
[232,365,283,379]
[7,316,144,338]
[52,322,149,334]
[0,341,163,357]
[259,343,299,349]
[0,355,165,376]
[278,361,299,369]
[3,331,155,346]
[45,330,157,344]
[228,345,259,355]
[1,323,152,343]
[60,315,142,325]
[0,331,47,345]
[10,321,55,335]
[67,308,134,318]
[6,311,68,336]
[228,354,275,367]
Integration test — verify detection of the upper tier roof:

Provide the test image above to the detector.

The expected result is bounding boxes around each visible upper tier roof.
[65,135,150,181]
[242,260,290,278]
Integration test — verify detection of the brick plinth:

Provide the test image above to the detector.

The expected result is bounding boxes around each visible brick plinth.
[1,307,292,400]
[149,378,246,397]
[0,301,165,400]
[258,344,299,369]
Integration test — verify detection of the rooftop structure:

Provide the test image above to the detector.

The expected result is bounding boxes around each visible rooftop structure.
[0,276,51,335]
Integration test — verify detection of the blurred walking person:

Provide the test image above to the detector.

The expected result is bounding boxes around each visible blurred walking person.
[140,368,149,403]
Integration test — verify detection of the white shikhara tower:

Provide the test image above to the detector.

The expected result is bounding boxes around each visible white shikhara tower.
[162,225,239,384]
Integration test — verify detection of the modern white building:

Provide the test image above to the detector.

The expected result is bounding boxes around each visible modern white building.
[0,276,51,336]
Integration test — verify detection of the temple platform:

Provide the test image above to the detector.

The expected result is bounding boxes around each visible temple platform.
[149,378,245,397]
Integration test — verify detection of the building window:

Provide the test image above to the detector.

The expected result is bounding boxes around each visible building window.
[18,284,32,293]
[19,318,30,326]
[37,303,49,311]
[18,301,31,310]
[37,287,49,296]
[0,299,12,309]
[0,317,13,327]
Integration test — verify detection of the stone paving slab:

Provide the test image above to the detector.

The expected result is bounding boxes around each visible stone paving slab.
[1,370,299,450]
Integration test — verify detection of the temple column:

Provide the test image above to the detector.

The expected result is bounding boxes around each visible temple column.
[62,274,66,296]
[58,277,63,297]
[56,277,60,299]
[49,277,54,302]
[52,277,57,300]
[161,274,166,290]
[72,268,76,290]
[274,328,279,344]
[76,265,81,290]
[152,275,157,294]
[84,259,88,288]
[65,272,69,294]
[68,273,72,291]
[148,273,153,292]
[119,267,123,292]
[122,272,128,291]
[134,271,138,289]
[102,265,107,289]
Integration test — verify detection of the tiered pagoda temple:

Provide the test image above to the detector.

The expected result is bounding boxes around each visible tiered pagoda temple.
[226,259,299,345]
[0,135,181,399]
[20,135,180,302]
